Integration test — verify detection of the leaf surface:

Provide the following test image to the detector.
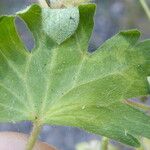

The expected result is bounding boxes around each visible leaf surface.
[0,4,150,147]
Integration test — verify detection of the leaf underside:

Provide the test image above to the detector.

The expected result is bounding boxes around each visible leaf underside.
[0,4,150,147]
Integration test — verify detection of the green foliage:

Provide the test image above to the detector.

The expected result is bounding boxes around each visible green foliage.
[0,4,150,148]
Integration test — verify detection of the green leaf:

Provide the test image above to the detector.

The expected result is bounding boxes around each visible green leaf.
[0,4,150,147]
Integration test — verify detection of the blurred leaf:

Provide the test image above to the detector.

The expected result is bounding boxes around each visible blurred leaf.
[142,138,150,150]
[147,77,150,85]
[76,140,119,150]
[76,140,100,150]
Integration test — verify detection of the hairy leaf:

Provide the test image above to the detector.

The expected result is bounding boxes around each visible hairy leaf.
[0,4,150,147]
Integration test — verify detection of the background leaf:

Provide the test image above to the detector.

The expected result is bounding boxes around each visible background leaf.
[0,4,150,147]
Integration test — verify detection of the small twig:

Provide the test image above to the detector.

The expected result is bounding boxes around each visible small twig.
[45,0,51,7]
[125,100,150,112]
[38,0,50,8]
[139,0,150,20]
[101,137,109,150]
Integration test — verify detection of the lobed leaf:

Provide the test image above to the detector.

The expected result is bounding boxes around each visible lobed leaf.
[0,4,150,147]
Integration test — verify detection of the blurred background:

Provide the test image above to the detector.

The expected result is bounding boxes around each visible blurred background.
[0,0,150,150]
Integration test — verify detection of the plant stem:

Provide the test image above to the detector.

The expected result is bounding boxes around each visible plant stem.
[26,122,42,150]
[101,137,109,150]
[38,0,50,8]
[125,100,150,112]
[139,0,150,20]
